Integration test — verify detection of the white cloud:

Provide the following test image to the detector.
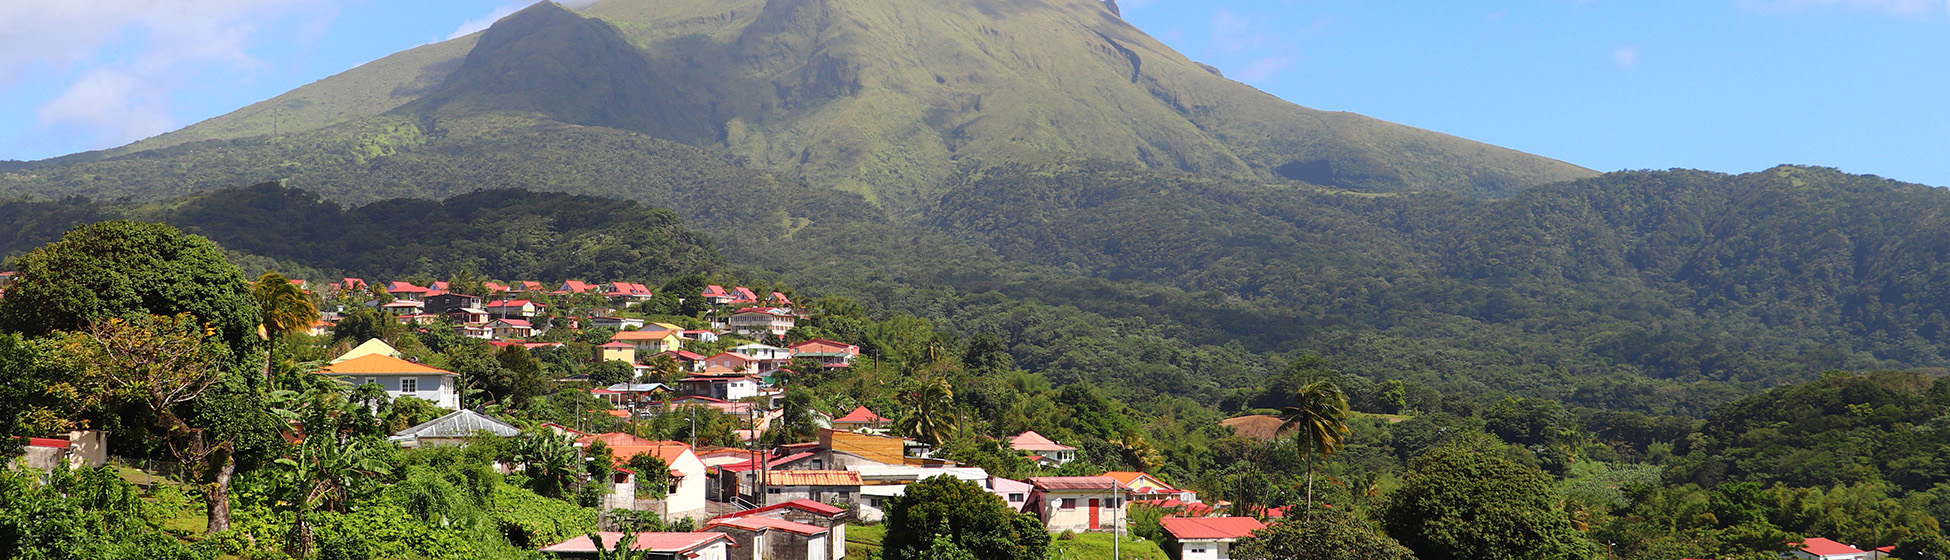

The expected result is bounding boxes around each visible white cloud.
[1738,0,1939,15]
[36,68,176,147]
[1613,46,1641,69]
[1234,56,1293,82]
[0,0,334,150]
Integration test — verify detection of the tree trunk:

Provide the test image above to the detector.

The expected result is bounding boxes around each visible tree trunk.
[1304,457,1316,525]
[206,445,236,534]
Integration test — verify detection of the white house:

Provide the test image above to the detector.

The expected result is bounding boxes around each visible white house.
[319,353,461,409]
[1028,476,1125,532]
[483,299,541,319]
[703,516,831,560]
[730,343,792,368]
[578,433,709,522]
[1010,431,1077,465]
[1160,517,1266,560]
[1786,538,1872,560]
[727,307,796,337]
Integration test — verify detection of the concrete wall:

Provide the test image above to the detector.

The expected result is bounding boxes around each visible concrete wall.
[1038,490,1124,532]
[1177,540,1230,560]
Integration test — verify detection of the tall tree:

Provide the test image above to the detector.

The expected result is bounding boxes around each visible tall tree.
[49,314,237,533]
[763,390,821,446]
[252,271,319,381]
[1278,379,1349,522]
[1379,434,1596,560]
[883,475,1050,560]
[0,220,261,367]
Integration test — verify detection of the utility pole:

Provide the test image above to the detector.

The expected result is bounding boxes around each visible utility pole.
[1114,485,1122,560]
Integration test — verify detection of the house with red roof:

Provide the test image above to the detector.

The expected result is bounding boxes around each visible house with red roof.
[383,281,432,301]
[481,281,509,294]
[1160,516,1266,560]
[555,280,599,294]
[604,282,655,302]
[1029,476,1127,532]
[1104,471,1197,502]
[336,277,369,293]
[539,532,731,560]
[1788,538,1871,560]
[789,339,859,368]
[758,470,863,507]
[577,433,708,521]
[831,406,890,432]
[702,352,762,374]
[1010,431,1076,465]
[512,281,546,293]
[678,374,762,402]
[728,307,797,337]
[487,318,534,340]
[704,516,829,560]
[715,500,848,560]
[483,299,541,319]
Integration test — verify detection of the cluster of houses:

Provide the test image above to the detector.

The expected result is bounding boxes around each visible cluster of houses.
[303,279,800,343]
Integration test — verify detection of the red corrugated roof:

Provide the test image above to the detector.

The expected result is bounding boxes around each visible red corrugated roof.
[833,406,888,423]
[716,499,847,519]
[707,516,828,536]
[1159,517,1265,540]
[1795,538,1867,556]
[540,532,730,553]
[22,437,69,448]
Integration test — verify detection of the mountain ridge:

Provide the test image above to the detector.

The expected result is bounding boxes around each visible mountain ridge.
[8,0,1592,209]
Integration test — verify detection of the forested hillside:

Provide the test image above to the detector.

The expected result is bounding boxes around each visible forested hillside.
[8,164,1949,420]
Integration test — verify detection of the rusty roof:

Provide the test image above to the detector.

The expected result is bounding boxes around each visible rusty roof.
[765,470,862,486]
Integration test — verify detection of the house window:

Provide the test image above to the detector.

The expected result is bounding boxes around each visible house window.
[1060,499,1076,510]
[400,377,418,393]
[838,491,851,499]
[768,488,783,494]
[1008,493,1024,502]
[1190,547,1207,554]
[810,459,824,469]
[364,377,377,387]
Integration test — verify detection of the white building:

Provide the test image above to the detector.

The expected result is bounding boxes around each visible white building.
[1160,517,1266,560]
[319,353,462,409]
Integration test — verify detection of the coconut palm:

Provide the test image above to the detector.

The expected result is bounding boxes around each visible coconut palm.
[253,272,319,379]
[895,376,959,446]
[1277,379,1349,523]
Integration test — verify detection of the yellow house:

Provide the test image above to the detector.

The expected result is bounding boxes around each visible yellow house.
[596,341,637,364]
[611,329,682,353]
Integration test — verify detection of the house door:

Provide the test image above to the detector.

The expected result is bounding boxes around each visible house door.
[1088,499,1100,530]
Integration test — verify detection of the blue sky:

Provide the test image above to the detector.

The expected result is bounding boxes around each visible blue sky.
[3,0,1947,187]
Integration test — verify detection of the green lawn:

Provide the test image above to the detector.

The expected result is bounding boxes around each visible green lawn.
[847,524,1168,560]
[1049,532,1170,560]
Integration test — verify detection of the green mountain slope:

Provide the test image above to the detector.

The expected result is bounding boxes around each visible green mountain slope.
[10,0,1590,209]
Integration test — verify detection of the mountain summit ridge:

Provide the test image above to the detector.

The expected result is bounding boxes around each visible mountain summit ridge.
[24,0,1593,207]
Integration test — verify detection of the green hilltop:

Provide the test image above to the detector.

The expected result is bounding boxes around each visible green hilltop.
[8,0,1591,211]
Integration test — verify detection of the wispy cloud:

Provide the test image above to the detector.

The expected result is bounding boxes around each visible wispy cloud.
[0,0,333,149]
[1234,57,1293,82]
[448,4,523,40]
[1612,46,1641,69]
[1738,0,1940,15]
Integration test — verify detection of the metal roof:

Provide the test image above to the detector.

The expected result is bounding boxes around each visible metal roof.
[1028,476,1120,491]
[766,470,863,486]
[390,409,521,440]
[1159,517,1266,540]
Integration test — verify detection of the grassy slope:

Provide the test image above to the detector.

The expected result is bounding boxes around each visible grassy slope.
[18,0,1591,212]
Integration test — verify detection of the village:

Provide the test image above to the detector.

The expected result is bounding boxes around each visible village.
[4,268,1921,560]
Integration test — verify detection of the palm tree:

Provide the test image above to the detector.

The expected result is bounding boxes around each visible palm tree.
[253,271,319,380]
[277,433,391,555]
[895,376,959,446]
[764,390,822,446]
[1277,379,1349,523]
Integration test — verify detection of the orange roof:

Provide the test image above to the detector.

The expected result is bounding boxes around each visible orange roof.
[765,470,862,486]
[319,354,455,376]
[833,406,889,424]
[1159,517,1265,540]
[581,433,694,466]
